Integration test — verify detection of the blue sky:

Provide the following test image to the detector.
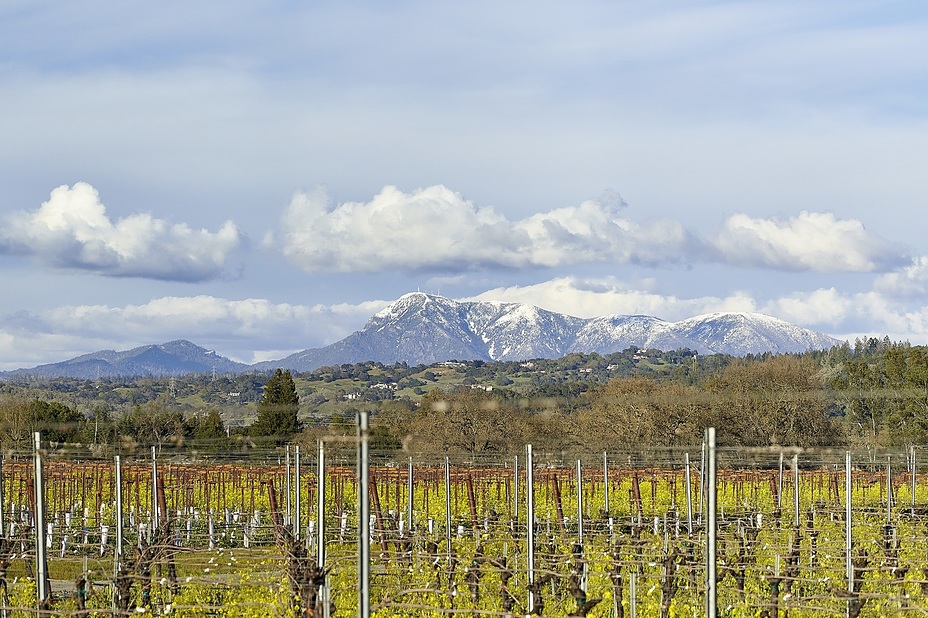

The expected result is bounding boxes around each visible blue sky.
[2,1,928,370]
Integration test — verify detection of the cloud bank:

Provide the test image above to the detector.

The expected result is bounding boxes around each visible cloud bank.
[712,211,907,272]
[874,257,928,299]
[0,183,243,281]
[271,185,905,275]
[469,276,928,345]
[0,295,390,370]
[5,183,906,284]
[469,277,759,322]
[0,182,922,371]
[272,185,694,272]
[4,273,928,371]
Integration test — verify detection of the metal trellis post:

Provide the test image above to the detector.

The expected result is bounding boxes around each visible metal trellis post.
[846,451,853,595]
[603,451,610,515]
[317,440,326,569]
[115,455,124,561]
[151,446,159,533]
[792,454,800,528]
[286,445,292,527]
[705,427,717,618]
[685,452,693,535]
[407,456,414,532]
[444,456,452,555]
[526,444,536,615]
[34,432,49,609]
[358,411,370,618]
[513,455,519,525]
[295,445,301,541]
[576,459,583,546]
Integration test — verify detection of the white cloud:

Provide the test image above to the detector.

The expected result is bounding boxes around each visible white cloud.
[741,287,928,345]
[468,276,758,321]
[272,186,694,273]
[0,330,119,373]
[760,288,853,326]
[273,186,911,277]
[0,183,243,281]
[819,291,928,345]
[873,257,928,298]
[711,211,907,272]
[515,191,693,267]
[0,295,391,370]
[7,278,928,371]
[467,276,928,346]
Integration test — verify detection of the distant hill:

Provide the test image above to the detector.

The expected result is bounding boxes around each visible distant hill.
[256,292,841,372]
[2,340,249,379]
[1,293,841,379]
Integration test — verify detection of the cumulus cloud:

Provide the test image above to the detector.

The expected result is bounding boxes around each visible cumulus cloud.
[468,276,759,321]
[0,295,391,370]
[873,257,928,298]
[516,191,693,267]
[41,295,388,347]
[711,211,907,272]
[469,276,928,346]
[0,183,243,281]
[271,186,909,277]
[728,286,925,343]
[7,279,928,371]
[760,288,853,326]
[809,290,928,344]
[271,185,694,272]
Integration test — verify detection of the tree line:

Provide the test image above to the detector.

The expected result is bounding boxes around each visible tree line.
[3,338,928,455]
[0,368,298,454]
[310,339,928,455]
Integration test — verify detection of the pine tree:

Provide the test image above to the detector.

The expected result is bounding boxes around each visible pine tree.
[250,369,301,441]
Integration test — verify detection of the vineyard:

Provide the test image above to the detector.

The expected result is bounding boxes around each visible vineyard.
[1,434,927,616]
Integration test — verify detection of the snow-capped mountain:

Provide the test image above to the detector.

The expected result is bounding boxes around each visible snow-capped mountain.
[263,292,840,371]
[2,293,841,378]
[670,312,838,356]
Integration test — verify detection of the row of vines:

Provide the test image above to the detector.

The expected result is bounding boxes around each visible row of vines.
[0,446,924,616]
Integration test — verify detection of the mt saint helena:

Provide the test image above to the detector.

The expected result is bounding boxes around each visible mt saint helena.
[258,292,840,372]
[3,292,841,378]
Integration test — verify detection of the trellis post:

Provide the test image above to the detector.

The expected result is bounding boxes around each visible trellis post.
[34,433,49,610]
[317,440,326,568]
[845,451,853,594]
[151,446,159,533]
[444,456,452,556]
[406,456,414,532]
[526,444,536,614]
[705,427,717,618]
[357,411,370,618]
[295,445,301,541]
[685,452,693,534]
[792,454,800,528]
[603,451,610,515]
[286,445,292,527]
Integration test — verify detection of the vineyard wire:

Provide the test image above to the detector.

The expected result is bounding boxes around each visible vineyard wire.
[2,437,928,615]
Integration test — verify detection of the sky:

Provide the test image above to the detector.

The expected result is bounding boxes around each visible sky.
[2,1,928,370]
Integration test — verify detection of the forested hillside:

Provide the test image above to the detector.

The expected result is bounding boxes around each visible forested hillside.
[1,337,925,455]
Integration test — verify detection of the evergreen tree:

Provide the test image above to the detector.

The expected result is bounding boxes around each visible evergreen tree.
[187,409,227,444]
[250,369,301,441]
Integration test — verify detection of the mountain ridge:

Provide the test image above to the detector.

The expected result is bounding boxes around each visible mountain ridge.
[259,292,840,372]
[1,293,841,379]
[2,339,251,379]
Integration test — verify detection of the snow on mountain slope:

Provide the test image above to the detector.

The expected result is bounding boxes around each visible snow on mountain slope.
[464,300,586,360]
[570,315,699,353]
[4,293,843,377]
[671,312,839,356]
[267,293,840,371]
